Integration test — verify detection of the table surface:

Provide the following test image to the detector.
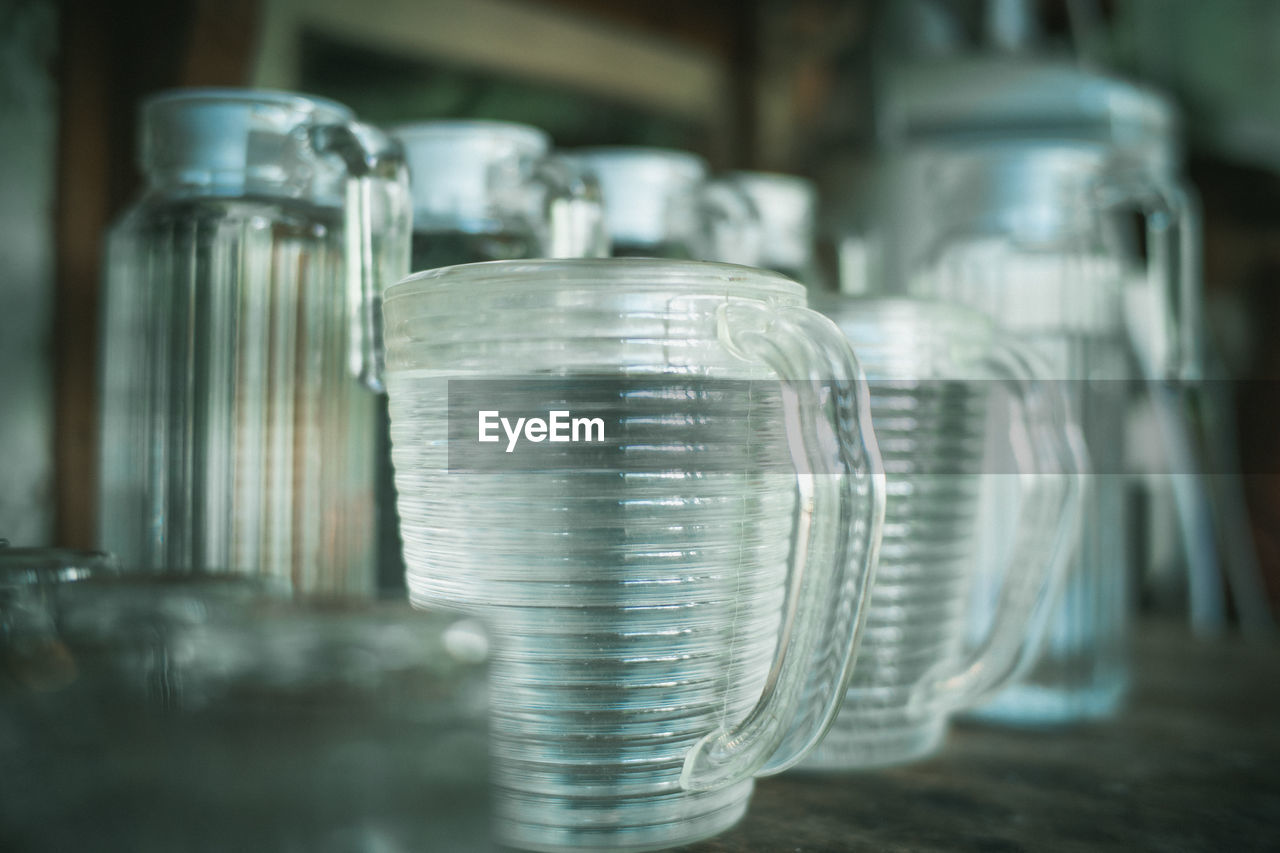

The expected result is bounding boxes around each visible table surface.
[679,621,1280,852]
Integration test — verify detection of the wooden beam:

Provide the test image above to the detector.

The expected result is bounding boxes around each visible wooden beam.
[54,1,114,548]
[251,0,728,122]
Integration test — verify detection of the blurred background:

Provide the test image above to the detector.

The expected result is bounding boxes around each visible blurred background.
[2,0,1278,620]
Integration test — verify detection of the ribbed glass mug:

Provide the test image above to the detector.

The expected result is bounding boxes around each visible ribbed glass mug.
[903,140,1175,722]
[807,297,1084,767]
[562,148,762,265]
[98,89,411,595]
[383,259,885,851]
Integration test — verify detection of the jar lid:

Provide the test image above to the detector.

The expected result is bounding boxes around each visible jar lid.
[140,87,355,197]
[562,148,708,248]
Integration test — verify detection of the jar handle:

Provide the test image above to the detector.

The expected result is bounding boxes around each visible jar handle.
[680,302,885,791]
[1168,184,1202,383]
[530,156,611,258]
[909,344,1087,713]
[311,122,412,393]
[1105,173,1200,384]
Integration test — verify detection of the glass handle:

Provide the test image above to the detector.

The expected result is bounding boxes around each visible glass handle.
[696,179,763,266]
[1169,185,1203,384]
[1107,174,1200,384]
[311,121,412,393]
[681,303,885,792]
[1117,179,1231,630]
[530,156,610,258]
[909,344,1087,713]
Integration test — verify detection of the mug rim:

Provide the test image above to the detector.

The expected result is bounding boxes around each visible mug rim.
[386,258,806,302]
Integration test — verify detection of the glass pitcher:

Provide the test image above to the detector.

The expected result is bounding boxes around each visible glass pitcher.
[0,573,491,851]
[392,119,608,269]
[807,296,1084,767]
[902,139,1182,723]
[382,258,885,851]
[562,147,762,265]
[727,171,823,286]
[98,89,411,596]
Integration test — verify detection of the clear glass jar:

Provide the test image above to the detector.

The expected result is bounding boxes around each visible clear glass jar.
[903,140,1147,723]
[97,89,410,595]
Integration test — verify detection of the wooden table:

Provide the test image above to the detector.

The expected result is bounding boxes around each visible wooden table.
[681,622,1280,852]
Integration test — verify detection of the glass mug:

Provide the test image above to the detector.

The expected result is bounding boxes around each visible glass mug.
[98,88,411,596]
[0,573,492,852]
[562,147,762,265]
[382,259,885,851]
[807,297,1084,767]
[903,140,1171,722]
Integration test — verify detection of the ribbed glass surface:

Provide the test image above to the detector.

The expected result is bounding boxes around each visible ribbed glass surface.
[99,197,376,595]
[385,267,803,852]
[810,389,986,765]
[806,299,990,767]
